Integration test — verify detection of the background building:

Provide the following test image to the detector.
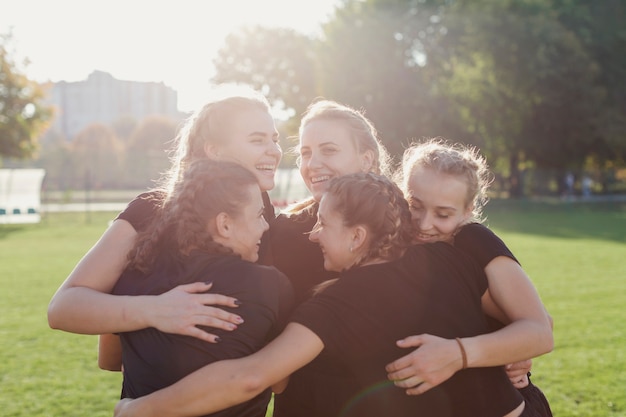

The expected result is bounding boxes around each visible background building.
[48,70,181,140]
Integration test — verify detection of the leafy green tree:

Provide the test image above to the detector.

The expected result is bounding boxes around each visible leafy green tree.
[553,0,626,182]
[212,26,318,129]
[440,0,618,195]
[210,0,626,195]
[0,32,52,161]
[316,0,463,157]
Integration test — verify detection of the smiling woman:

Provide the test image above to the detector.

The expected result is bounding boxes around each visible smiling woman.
[1,0,339,111]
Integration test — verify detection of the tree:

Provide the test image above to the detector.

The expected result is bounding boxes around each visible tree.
[212,26,319,129]
[125,115,178,188]
[316,0,461,157]
[70,123,123,189]
[0,32,52,161]
[438,0,612,195]
[209,0,626,195]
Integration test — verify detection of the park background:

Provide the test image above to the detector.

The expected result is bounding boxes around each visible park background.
[1,0,625,416]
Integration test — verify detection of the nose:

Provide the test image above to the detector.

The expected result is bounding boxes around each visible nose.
[306,151,324,170]
[267,139,282,158]
[417,212,433,231]
[262,216,270,232]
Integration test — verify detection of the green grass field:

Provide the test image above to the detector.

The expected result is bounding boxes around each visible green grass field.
[0,200,624,417]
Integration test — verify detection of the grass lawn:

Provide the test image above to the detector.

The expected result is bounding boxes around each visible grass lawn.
[0,200,624,416]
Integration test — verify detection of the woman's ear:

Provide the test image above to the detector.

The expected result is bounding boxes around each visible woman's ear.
[463,202,475,222]
[351,225,369,252]
[214,212,231,238]
[204,143,219,159]
[360,150,375,173]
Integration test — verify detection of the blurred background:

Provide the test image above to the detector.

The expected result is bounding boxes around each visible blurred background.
[1,0,625,209]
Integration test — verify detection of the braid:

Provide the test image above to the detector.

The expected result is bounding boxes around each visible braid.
[326,173,415,266]
[365,175,414,262]
[128,159,258,274]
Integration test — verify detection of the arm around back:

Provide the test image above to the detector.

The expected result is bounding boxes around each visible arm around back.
[47,219,145,333]
[47,218,243,339]
[114,322,324,417]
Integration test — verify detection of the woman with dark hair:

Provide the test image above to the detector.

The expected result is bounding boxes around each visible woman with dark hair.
[107,159,293,417]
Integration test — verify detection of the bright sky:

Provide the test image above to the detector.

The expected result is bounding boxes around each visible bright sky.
[1,0,338,112]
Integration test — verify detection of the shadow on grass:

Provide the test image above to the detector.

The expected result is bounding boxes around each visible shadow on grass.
[0,224,32,240]
[484,199,626,243]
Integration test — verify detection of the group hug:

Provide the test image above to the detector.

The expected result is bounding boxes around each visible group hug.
[47,86,554,417]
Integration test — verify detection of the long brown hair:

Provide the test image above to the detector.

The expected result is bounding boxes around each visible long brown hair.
[128,159,259,273]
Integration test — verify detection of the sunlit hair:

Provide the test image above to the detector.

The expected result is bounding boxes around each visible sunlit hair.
[323,172,415,267]
[397,137,493,222]
[286,99,393,214]
[128,159,259,273]
[160,85,272,196]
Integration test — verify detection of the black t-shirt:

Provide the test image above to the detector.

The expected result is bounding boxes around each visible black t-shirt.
[259,205,337,306]
[290,242,523,417]
[454,223,518,268]
[115,191,163,232]
[113,252,294,417]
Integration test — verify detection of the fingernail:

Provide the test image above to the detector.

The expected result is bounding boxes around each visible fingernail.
[234,300,242,306]
[205,281,213,286]
[214,337,221,343]
[228,324,238,330]
[235,316,244,324]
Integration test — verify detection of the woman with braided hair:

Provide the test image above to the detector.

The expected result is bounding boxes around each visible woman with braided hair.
[258,99,394,417]
[109,159,293,417]
[48,85,282,347]
[114,172,526,417]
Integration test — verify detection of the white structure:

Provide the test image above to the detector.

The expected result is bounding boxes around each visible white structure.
[49,71,180,139]
[0,169,46,224]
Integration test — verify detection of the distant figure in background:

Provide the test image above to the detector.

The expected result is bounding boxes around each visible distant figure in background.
[563,172,575,199]
[582,175,593,198]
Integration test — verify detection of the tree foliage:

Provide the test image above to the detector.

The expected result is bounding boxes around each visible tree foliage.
[71,123,123,189]
[125,115,178,188]
[0,32,53,161]
[212,26,319,126]
[207,0,626,195]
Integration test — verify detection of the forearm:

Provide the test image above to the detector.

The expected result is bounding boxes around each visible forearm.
[48,219,140,333]
[120,359,266,417]
[114,323,323,417]
[99,333,123,371]
[48,286,154,334]
[461,319,553,368]
[476,256,553,365]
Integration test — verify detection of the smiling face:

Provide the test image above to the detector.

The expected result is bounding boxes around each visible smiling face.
[208,107,281,192]
[299,119,373,202]
[407,166,473,243]
[217,184,269,262]
[308,194,360,272]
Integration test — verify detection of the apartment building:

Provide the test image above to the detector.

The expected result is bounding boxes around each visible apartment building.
[49,70,180,139]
